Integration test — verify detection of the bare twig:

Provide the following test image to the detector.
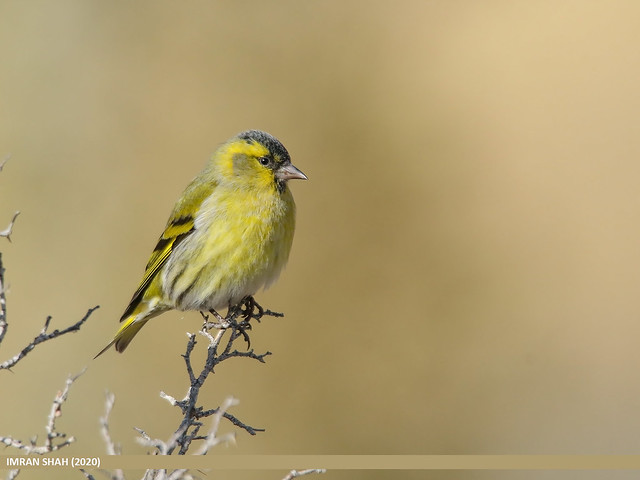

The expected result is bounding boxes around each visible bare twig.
[0,211,20,242]
[136,396,237,479]
[96,392,126,480]
[6,469,20,480]
[97,298,306,480]
[100,392,123,455]
[0,371,84,454]
[150,297,276,456]
[0,253,8,345]
[0,154,14,341]
[282,470,327,480]
[0,305,100,371]
[0,153,19,242]
[193,396,238,455]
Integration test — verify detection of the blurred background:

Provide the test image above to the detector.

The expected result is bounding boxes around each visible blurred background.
[1,1,640,479]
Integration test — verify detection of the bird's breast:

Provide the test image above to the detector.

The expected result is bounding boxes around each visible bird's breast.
[164,186,296,311]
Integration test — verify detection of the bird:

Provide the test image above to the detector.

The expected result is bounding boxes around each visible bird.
[96,130,306,357]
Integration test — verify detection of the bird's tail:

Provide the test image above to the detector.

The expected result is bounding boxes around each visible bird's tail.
[115,316,150,352]
[94,314,151,358]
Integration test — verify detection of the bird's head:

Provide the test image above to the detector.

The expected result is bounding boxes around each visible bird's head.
[214,130,307,192]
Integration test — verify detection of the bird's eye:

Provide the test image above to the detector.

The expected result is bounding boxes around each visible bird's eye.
[258,156,271,166]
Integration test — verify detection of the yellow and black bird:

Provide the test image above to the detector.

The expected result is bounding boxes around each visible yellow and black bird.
[96,130,306,356]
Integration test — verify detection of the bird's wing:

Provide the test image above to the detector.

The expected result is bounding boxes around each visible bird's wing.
[119,178,215,321]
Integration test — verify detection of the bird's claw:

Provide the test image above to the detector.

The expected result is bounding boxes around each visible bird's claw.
[200,297,263,348]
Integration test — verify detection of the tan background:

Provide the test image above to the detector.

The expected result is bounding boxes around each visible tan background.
[1,1,640,479]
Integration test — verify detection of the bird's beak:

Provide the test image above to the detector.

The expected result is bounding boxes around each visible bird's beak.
[276,163,308,181]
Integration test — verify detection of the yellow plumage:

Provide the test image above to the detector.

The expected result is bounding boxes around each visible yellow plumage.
[96,130,306,356]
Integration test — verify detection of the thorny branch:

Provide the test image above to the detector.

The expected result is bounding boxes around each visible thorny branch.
[0,253,8,346]
[135,396,238,480]
[0,156,19,243]
[283,470,328,479]
[101,392,122,456]
[0,371,84,454]
[79,470,97,480]
[0,211,20,242]
[6,469,20,480]
[1,162,98,478]
[139,297,279,456]
[0,181,98,370]
[98,392,125,480]
[0,305,99,371]
[0,156,15,344]
[91,299,324,479]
